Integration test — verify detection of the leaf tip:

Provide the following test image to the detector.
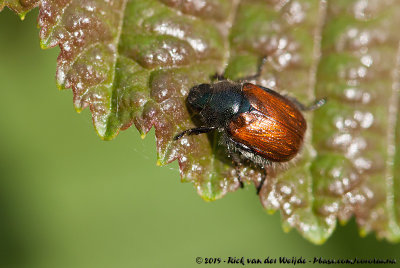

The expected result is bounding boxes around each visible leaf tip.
[19,13,26,20]
[196,183,222,202]
[359,228,368,238]
[266,209,276,215]
[39,37,52,50]
[282,225,291,233]
[199,196,216,202]
[312,238,328,246]
[39,42,47,50]
[56,84,64,91]
[74,106,83,114]
[100,135,113,141]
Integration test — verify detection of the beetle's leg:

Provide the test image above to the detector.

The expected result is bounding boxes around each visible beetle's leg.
[236,56,268,83]
[174,127,216,140]
[211,73,227,81]
[285,96,327,112]
[231,153,244,189]
[256,168,267,195]
[306,98,327,111]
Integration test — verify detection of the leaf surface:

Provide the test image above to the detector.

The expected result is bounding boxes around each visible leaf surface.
[2,0,400,244]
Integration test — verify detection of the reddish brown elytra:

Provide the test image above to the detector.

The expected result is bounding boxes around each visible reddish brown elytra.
[228,83,307,162]
[174,57,326,194]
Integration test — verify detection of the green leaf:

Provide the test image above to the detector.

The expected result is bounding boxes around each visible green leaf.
[261,0,400,244]
[311,0,400,243]
[2,0,400,244]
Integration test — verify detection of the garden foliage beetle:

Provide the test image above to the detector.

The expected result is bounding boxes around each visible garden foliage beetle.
[174,57,326,194]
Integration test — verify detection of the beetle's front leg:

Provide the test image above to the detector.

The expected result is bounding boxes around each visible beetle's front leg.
[256,168,267,195]
[174,127,216,140]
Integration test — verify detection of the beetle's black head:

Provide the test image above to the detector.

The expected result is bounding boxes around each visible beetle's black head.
[186,83,213,113]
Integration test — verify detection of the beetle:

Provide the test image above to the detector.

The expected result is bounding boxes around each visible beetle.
[174,57,326,194]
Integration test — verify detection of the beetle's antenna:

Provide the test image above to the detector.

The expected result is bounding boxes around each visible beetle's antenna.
[236,56,268,83]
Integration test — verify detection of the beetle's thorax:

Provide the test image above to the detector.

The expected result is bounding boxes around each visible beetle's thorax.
[187,81,251,128]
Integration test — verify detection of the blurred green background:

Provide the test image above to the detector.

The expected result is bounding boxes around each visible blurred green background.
[0,8,399,268]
